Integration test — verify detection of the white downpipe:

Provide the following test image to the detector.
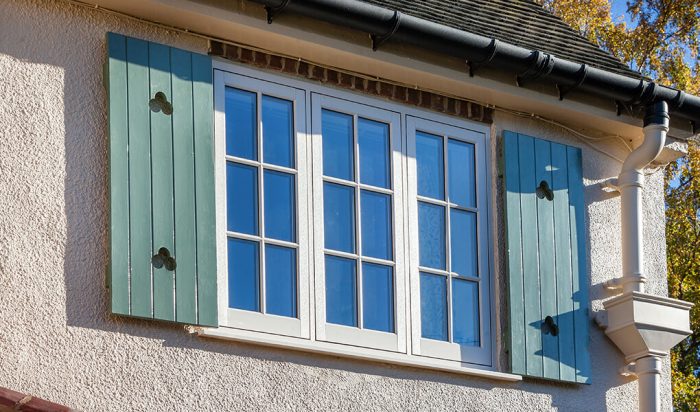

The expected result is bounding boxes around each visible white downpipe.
[636,356,663,412]
[617,110,669,294]
[616,102,669,412]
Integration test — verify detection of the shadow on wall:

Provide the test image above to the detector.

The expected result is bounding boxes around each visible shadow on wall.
[0,0,635,408]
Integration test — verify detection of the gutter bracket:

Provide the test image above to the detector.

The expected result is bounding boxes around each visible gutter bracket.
[371,10,402,51]
[615,99,635,117]
[639,82,659,105]
[466,38,499,77]
[264,0,291,24]
[556,64,587,101]
[670,90,686,110]
[615,79,648,117]
[516,50,555,87]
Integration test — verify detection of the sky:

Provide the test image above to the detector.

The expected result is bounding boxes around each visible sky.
[610,0,637,28]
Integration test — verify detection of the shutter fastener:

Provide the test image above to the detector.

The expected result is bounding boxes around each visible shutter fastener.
[536,180,553,201]
[152,247,177,271]
[541,315,559,337]
[149,91,173,115]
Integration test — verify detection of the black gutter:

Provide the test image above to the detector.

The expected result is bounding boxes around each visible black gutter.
[249,0,700,129]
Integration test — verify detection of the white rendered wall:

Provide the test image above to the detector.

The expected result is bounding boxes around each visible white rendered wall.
[0,0,671,410]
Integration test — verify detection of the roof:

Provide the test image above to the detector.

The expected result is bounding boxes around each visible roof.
[360,0,641,78]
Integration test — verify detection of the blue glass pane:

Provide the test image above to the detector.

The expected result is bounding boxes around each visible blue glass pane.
[227,162,258,235]
[265,245,297,318]
[229,238,259,311]
[362,263,394,333]
[452,278,480,346]
[226,87,257,160]
[322,110,354,180]
[450,209,478,277]
[420,273,447,341]
[262,95,294,167]
[361,190,392,260]
[325,255,357,327]
[416,132,444,200]
[448,139,476,207]
[264,170,295,242]
[323,182,355,253]
[358,118,390,188]
[418,202,446,270]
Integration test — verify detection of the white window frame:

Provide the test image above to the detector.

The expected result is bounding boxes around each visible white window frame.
[208,59,501,376]
[406,116,492,366]
[214,70,310,339]
[311,93,406,353]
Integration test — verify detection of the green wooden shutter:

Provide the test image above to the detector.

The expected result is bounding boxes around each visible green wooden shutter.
[106,32,217,326]
[503,131,590,383]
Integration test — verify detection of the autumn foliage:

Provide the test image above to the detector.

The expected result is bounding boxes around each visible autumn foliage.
[665,144,700,410]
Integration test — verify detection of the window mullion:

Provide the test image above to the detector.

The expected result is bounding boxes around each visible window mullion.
[443,135,453,344]
[353,114,364,330]
[257,92,267,315]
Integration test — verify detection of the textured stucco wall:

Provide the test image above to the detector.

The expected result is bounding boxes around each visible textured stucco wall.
[0,0,672,410]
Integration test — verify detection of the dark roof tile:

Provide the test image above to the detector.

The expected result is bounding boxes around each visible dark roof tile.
[362,0,640,78]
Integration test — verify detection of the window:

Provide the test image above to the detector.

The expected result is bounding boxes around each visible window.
[407,117,492,365]
[311,94,406,352]
[215,73,309,338]
[214,65,491,368]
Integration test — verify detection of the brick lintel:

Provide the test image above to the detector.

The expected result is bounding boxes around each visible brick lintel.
[209,41,493,124]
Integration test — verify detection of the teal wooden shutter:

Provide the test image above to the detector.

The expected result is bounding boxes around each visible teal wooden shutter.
[106,32,217,326]
[503,131,590,383]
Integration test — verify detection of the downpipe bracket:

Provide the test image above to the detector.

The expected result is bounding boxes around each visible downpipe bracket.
[600,178,620,193]
[620,362,637,377]
[594,310,608,329]
[603,275,647,290]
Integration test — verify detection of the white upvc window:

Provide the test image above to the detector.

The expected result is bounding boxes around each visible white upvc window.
[212,61,494,372]
[407,116,492,365]
[311,93,406,352]
[214,71,310,338]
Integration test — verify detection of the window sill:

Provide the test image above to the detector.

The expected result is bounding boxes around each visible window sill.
[192,326,522,382]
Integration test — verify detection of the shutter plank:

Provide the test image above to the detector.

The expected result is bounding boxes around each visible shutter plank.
[171,49,198,324]
[517,134,544,378]
[149,43,176,321]
[107,33,130,316]
[192,54,218,326]
[567,147,591,383]
[503,131,526,375]
[534,139,559,380]
[126,37,154,318]
[551,142,576,382]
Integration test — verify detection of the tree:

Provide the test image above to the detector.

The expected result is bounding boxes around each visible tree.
[540,0,700,94]
[537,1,700,409]
[665,144,700,410]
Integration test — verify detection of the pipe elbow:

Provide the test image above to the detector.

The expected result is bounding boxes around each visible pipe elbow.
[620,101,669,174]
[620,126,667,173]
